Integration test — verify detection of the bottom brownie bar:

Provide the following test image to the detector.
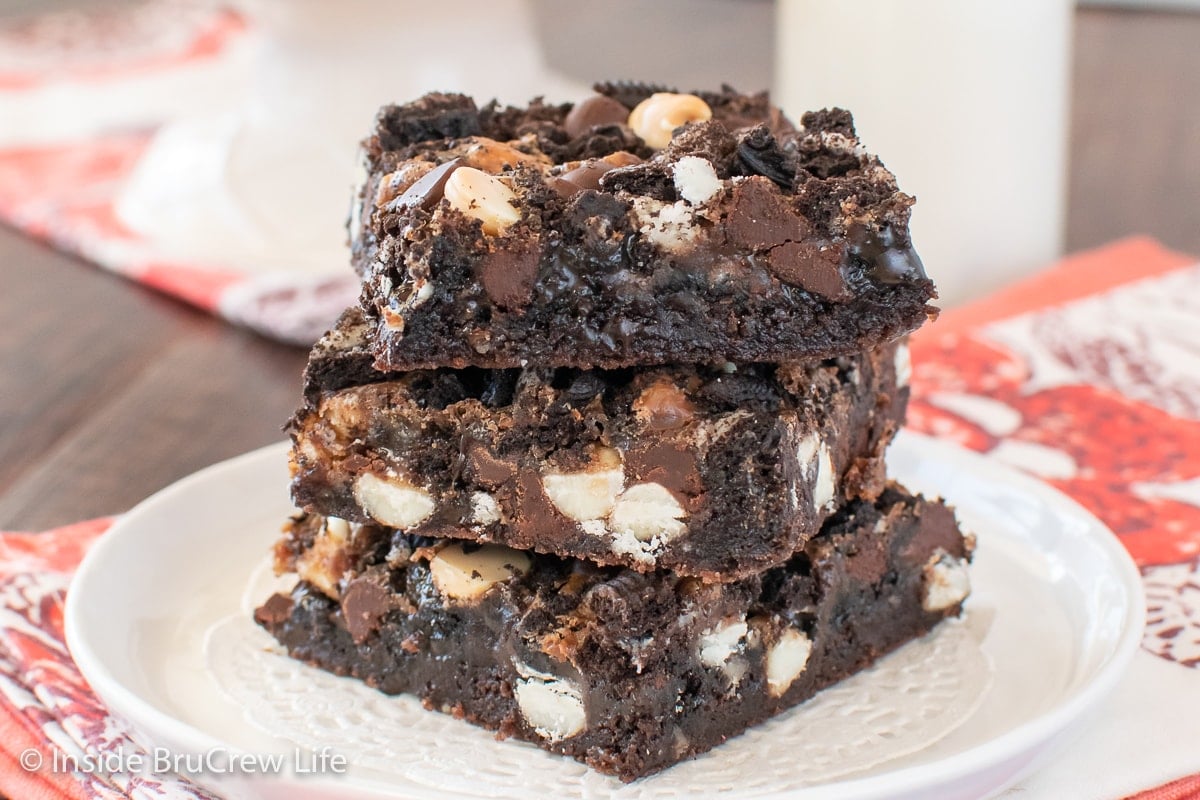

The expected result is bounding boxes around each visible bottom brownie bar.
[255,486,972,782]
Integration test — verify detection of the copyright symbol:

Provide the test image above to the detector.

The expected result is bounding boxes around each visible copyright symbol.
[19,748,42,771]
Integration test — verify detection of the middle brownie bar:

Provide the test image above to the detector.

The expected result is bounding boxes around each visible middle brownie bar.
[290,318,909,581]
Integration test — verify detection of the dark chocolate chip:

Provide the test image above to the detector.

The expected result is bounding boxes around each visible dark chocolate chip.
[723,177,809,251]
[466,445,517,488]
[341,569,394,644]
[551,177,584,199]
[558,160,616,193]
[389,158,461,213]
[476,237,542,310]
[252,592,294,627]
[848,223,927,285]
[565,95,631,139]
[765,240,852,301]
[626,442,702,496]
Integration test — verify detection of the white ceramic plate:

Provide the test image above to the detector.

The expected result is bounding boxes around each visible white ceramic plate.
[65,432,1144,800]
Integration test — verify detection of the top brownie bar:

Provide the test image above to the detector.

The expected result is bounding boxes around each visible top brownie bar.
[353,83,936,371]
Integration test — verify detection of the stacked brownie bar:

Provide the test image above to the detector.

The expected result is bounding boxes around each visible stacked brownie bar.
[255,84,973,782]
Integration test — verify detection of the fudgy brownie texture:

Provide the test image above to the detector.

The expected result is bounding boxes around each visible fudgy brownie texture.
[256,486,972,782]
[353,83,936,371]
[289,311,910,580]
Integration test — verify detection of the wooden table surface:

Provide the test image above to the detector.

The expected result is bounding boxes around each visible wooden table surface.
[1,7,1198,530]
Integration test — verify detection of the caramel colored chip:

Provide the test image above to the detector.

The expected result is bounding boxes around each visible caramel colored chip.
[628,93,713,149]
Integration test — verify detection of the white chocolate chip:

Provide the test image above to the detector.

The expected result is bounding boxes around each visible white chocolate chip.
[766,628,813,697]
[514,664,586,741]
[608,482,687,543]
[894,341,912,388]
[632,196,700,254]
[796,433,836,511]
[469,491,501,526]
[324,516,351,540]
[673,156,722,205]
[922,550,971,611]
[429,543,531,601]
[579,519,608,538]
[354,472,435,530]
[628,92,714,149]
[698,618,749,669]
[412,279,435,307]
[443,166,520,235]
[814,445,835,511]
[542,449,625,522]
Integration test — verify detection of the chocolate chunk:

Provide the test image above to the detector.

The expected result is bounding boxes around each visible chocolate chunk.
[376,93,481,150]
[341,568,394,644]
[626,442,702,497]
[565,95,630,138]
[389,158,461,213]
[848,223,927,285]
[557,160,616,194]
[253,592,295,627]
[845,536,889,586]
[466,445,517,488]
[899,498,966,567]
[765,240,852,300]
[724,177,810,251]
[550,177,583,199]
[476,237,542,310]
[734,125,795,190]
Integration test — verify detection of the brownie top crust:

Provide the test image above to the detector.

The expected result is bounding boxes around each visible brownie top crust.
[353,83,937,371]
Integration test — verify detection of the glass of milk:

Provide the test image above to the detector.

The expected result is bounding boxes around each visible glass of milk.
[776,0,1073,306]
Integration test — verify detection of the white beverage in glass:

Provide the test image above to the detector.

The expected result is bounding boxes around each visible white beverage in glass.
[775,0,1073,306]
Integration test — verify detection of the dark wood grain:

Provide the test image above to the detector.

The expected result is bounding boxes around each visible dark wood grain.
[0,228,307,528]
[1,7,1197,530]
